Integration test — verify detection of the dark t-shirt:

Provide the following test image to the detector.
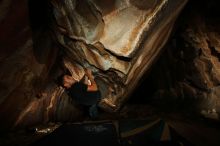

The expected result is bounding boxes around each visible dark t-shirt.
[68,82,101,106]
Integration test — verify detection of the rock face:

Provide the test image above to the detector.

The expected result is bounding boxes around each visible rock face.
[0,0,189,130]
[51,0,188,112]
[3,0,220,131]
[143,0,220,119]
[0,0,82,130]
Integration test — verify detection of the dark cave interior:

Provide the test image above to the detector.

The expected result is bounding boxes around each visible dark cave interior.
[0,0,220,145]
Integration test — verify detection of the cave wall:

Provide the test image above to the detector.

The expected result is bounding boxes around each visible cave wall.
[0,0,220,131]
[51,0,187,112]
[0,0,83,131]
[144,0,220,119]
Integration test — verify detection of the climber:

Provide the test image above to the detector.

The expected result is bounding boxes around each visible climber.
[62,68,101,118]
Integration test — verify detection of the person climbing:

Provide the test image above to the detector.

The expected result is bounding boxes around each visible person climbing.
[62,68,101,118]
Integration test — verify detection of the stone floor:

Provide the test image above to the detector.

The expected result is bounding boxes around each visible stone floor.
[1,104,220,146]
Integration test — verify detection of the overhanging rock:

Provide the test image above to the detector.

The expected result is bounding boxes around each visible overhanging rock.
[51,0,188,112]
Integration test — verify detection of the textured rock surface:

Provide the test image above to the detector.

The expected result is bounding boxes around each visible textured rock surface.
[2,0,220,132]
[0,0,82,130]
[52,0,188,112]
[52,0,165,57]
[0,0,187,130]
[142,0,220,120]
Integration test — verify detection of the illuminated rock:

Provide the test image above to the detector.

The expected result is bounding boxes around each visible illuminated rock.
[51,0,188,112]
